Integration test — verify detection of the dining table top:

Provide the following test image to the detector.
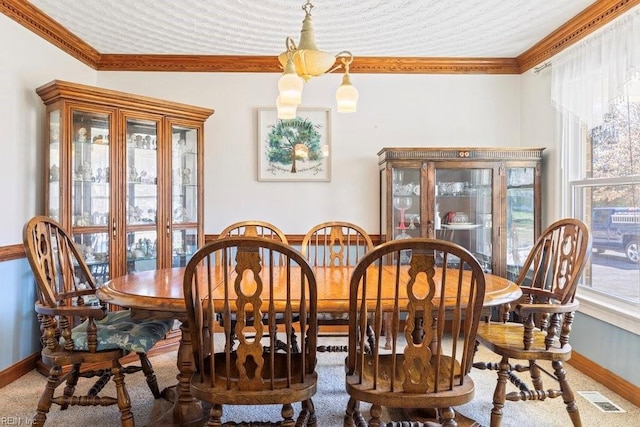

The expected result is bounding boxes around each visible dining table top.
[96,265,522,315]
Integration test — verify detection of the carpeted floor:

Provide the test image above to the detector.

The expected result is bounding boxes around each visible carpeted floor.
[1,337,638,426]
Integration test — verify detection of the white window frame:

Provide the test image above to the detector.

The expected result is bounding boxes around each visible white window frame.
[570,176,640,335]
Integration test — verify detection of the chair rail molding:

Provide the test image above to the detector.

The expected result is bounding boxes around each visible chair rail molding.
[0,244,25,262]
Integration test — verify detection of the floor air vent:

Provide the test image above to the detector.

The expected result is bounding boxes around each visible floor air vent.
[578,391,626,413]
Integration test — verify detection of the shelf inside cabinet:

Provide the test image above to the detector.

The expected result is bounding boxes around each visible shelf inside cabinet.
[441,223,482,230]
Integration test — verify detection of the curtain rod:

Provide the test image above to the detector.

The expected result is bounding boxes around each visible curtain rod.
[533,62,552,74]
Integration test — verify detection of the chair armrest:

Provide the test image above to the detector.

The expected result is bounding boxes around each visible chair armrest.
[517,300,579,317]
[35,302,108,320]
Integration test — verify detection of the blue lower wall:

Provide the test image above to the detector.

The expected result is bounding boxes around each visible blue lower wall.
[572,312,640,387]
[0,259,40,371]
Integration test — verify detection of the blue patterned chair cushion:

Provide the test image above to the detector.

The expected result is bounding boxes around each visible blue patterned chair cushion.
[71,310,174,353]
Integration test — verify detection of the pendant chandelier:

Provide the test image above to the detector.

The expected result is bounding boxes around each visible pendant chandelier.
[276,0,359,119]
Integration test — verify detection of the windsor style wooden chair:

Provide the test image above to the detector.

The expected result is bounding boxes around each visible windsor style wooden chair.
[23,216,173,426]
[301,221,374,352]
[217,220,296,351]
[473,218,591,427]
[344,238,486,426]
[183,236,319,426]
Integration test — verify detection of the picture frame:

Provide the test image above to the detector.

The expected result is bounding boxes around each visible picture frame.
[257,107,331,182]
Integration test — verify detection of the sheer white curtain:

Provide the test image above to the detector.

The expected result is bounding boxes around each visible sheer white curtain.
[551,6,640,129]
[552,6,640,217]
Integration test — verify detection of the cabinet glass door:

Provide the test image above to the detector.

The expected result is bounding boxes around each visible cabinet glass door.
[435,168,493,272]
[48,110,61,221]
[74,232,110,286]
[125,118,158,273]
[71,110,111,279]
[392,167,421,237]
[171,124,199,266]
[390,167,421,264]
[506,167,536,280]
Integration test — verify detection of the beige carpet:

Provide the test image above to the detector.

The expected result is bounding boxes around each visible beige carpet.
[0,338,638,426]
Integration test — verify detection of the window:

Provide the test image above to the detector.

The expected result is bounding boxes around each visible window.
[569,83,640,334]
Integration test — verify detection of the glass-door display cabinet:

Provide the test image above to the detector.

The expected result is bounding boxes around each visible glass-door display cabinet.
[379,147,544,280]
[37,80,214,284]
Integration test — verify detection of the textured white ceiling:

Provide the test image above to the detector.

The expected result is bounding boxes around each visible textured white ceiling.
[28,0,596,57]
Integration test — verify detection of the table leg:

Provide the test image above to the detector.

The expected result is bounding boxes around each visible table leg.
[157,321,204,426]
[174,321,204,424]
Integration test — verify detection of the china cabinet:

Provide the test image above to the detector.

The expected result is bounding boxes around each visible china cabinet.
[379,147,544,280]
[37,80,214,284]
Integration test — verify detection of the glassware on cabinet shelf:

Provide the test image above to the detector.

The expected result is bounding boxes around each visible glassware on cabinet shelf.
[126,118,158,228]
[74,232,110,284]
[395,228,412,264]
[71,110,111,229]
[393,196,413,229]
[172,228,198,267]
[392,169,404,186]
[172,125,199,226]
[126,230,158,273]
[395,229,411,240]
[406,214,419,230]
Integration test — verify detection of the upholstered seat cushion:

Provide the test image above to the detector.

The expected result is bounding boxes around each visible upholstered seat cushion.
[71,310,174,353]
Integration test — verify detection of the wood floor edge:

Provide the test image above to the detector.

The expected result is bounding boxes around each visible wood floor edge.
[569,350,640,407]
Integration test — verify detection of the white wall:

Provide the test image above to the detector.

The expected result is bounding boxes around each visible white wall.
[520,67,560,225]
[97,72,523,234]
[0,13,97,245]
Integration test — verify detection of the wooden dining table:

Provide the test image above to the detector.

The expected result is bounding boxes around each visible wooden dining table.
[97,265,521,426]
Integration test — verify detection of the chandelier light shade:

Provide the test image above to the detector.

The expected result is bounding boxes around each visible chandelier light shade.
[335,60,359,113]
[276,0,358,114]
[276,96,297,119]
[277,55,304,105]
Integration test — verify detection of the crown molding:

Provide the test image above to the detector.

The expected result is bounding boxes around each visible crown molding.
[517,0,640,72]
[0,0,101,68]
[1,0,639,74]
[349,57,520,74]
[96,54,521,74]
[97,54,279,72]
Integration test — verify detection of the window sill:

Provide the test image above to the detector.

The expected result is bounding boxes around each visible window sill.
[577,288,640,335]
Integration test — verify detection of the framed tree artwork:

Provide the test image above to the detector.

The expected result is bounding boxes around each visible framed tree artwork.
[257,107,331,181]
